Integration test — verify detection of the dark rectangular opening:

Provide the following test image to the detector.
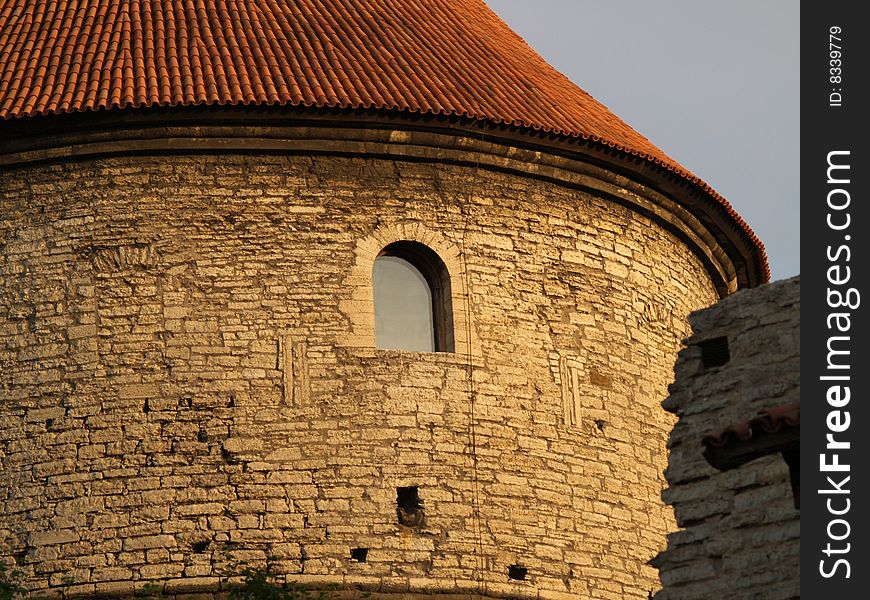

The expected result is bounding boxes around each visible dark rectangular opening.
[396,486,424,527]
[699,336,730,368]
[508,564,528,581]
[350,547,368,563]
[397,486,420,511]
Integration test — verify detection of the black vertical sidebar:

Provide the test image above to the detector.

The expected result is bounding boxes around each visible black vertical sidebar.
[802,1,869,596]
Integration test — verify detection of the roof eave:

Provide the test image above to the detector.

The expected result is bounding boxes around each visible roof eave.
[0,104,769,290]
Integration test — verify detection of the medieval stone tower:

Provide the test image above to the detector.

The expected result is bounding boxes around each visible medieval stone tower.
[0,1,768,598]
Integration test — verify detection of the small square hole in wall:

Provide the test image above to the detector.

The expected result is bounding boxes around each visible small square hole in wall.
[396,486,424,527]
[191,541,210,553]
[397,486,420,510]
[699,336,730,368]
[508,564,528,581]
[350,547,368,563]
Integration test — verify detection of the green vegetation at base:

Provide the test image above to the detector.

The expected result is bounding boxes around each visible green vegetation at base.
[0,564,26,600]
[1,554,334,600]
[228,565,331,600]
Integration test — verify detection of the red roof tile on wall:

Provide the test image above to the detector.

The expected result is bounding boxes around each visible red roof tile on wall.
[703,403,801,449]
[0,0,767,278]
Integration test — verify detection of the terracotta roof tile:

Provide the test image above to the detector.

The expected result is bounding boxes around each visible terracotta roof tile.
[703,403,801,450]
[0,0,767,278]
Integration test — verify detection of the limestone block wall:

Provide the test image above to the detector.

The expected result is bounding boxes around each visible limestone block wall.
[653,277,800,599]
[1,152,718,599]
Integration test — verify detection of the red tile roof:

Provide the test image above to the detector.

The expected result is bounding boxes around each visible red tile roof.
[703,403,800,450]
[0,0,767,279]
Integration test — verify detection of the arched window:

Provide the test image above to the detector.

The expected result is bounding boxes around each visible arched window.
[373,241,454,352]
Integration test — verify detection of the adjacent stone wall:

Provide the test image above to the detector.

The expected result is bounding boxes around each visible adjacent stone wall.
[1,152,718,599]
[653,277,800,599]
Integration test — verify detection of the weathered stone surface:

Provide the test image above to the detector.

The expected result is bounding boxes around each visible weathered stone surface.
[654,277,800,600]
[1,153,720,598]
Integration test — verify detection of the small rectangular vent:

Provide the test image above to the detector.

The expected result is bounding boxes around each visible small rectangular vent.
[508,564,528,581]
[396,486,424,527]
[699,337,730,368]
[350,547,368,563]
[397,486,420,511]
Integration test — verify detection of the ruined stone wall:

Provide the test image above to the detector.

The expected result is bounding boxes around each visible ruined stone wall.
[653,277,800,599]
[1,152,718,599]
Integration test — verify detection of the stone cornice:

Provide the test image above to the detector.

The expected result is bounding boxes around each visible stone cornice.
[0,106,763,294]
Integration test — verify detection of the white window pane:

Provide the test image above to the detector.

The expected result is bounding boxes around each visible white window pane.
[373,256,435,352]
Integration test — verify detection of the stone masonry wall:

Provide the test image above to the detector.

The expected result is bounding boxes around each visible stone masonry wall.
[653,276,800,599]
[1,153,719,599]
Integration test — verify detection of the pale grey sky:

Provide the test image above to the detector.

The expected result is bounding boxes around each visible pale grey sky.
[484,0,799,281]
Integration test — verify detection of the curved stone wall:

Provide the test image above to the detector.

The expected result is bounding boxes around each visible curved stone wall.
[0,150,718,599]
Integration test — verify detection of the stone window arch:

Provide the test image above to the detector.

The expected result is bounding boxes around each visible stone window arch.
[339,223,477,356]
[373,241,454,352]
